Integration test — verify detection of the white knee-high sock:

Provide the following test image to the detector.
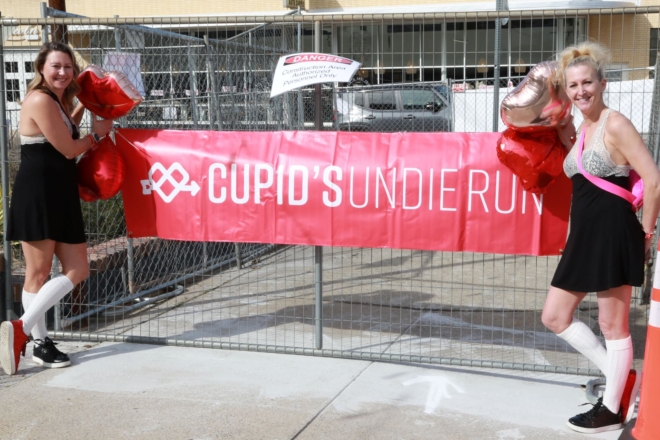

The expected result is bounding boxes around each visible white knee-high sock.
[21,290,48,341]
[20,275,74,336]
[557,318,609,375]
[602,336,633,414]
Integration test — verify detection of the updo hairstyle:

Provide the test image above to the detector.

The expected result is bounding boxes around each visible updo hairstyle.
[554,41,610,88]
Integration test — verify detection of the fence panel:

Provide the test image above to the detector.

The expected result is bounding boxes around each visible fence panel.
[1,7,659,375]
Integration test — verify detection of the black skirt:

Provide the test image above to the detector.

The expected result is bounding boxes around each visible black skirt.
[7,142,86,244]
[551,174,644,292]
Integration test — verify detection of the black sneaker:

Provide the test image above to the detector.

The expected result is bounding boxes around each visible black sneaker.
[32,338,71,369]
[567,398,622,434]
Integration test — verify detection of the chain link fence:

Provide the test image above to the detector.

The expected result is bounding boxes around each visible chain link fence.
[1,7,659,375]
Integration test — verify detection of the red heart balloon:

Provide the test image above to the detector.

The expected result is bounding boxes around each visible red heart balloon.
[77,136,126,202]
[77,65,143,119]
[496,128,567,194]
[501,61,572,131]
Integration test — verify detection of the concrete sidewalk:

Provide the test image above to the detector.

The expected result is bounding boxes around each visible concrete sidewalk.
[0,341,637,440]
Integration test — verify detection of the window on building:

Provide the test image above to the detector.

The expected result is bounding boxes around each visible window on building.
[605,64,628,82]
[6,79,20,102]
[336,18,585,83]
[5,61,18,73]
[606,63,629,82]
[25,61,34,73]
[298,27,333,54]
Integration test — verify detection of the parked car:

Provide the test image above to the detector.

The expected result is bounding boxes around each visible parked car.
[335,82,453,132]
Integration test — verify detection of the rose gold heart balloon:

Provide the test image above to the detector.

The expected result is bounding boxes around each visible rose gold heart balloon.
[77,65,143,119]
[501,61,572,131]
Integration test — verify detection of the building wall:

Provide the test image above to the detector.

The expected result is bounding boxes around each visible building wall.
[2,0,657,18]
[3,1,658,79]
[306,0,476,8]
[588,12,659,79]
[2,0,289,18]
[2,0,41,18]
[11,0,658,18]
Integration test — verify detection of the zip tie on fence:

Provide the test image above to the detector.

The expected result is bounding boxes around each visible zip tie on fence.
[114,130,150,156]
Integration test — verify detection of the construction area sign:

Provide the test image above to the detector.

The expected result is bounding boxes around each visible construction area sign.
[270,53,360,97]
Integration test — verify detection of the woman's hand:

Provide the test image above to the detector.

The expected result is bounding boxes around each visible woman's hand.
[91,116,114,138]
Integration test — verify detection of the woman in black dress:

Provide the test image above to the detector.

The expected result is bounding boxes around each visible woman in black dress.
[542,42,660,434]
[0,42,113,375]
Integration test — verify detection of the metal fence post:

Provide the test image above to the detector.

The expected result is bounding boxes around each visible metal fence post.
[314,19,324,350]
[297,10,304,129]
[650,55,660,164]
[0,18,15,320]
[40,2,49,44]
[649,55,660,306]
[52,255,62,329]
[234,243,242,268]
[492,0,506,132]
[187,45,200,126]
[112,17,136,295]
[203,35,218,130]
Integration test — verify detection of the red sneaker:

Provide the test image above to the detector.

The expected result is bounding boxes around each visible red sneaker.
[620,369,642,424]
[0,320,29,376]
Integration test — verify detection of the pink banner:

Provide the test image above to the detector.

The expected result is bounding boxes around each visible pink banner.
[115,129,572,256]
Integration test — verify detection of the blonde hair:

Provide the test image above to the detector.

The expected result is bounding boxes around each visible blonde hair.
[555,41,610,87]
[25,42,81,113]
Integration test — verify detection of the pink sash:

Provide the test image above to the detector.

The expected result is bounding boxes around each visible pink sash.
[576,130,643,212]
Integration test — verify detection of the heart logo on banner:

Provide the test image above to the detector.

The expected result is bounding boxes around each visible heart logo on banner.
[78,136,126,202]
[77,64,143,119]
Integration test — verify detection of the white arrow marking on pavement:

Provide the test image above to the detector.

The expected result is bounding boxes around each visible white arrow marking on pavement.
[403,375,465,414]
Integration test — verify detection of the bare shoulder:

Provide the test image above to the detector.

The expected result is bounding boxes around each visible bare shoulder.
[19,90,66,136]
[22,91,61,120]
[603,109,644,155]
[605,110,636,134]
[22,90,57,111]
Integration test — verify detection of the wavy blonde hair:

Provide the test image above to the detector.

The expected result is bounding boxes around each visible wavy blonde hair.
[25,42,81,113]
[555,41,610,87]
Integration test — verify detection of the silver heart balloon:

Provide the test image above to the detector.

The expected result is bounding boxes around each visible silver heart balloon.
[501,61,572,131]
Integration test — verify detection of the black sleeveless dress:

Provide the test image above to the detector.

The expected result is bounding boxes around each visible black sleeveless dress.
[551,110,644,292]
[551,174,644,292]
[7,90,86,244]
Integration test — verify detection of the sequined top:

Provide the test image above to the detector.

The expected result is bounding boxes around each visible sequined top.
[563,109,631,178]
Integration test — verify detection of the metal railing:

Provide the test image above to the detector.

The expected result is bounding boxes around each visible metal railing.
[1,6,659,376]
